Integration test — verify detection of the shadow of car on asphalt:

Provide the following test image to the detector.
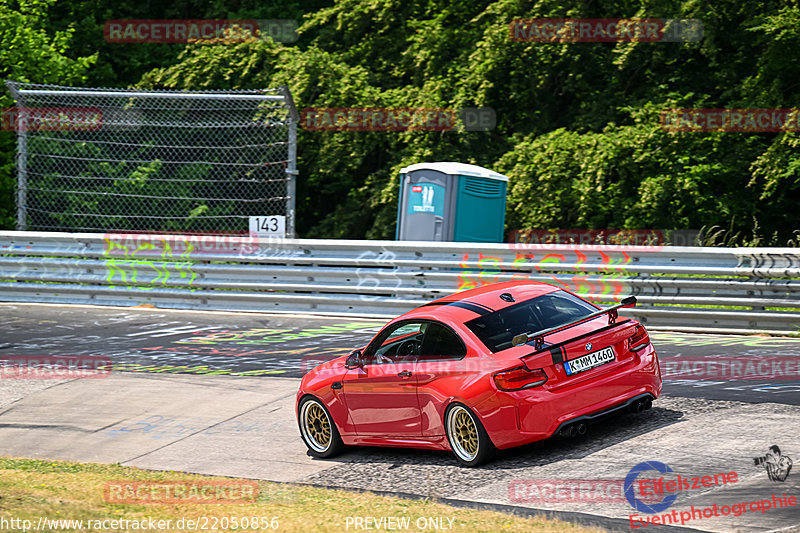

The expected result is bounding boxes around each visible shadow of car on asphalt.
[306,405,685,470]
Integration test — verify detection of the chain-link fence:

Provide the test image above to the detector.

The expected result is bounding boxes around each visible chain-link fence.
[5,81,298,236]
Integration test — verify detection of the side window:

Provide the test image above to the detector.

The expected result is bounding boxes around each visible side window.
[366,322,426,364]
[418,322,466,362]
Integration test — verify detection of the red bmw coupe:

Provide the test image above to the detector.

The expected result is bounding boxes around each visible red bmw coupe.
[296,281,662,466]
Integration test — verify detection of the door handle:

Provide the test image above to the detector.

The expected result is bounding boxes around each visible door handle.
[397,370,412,378]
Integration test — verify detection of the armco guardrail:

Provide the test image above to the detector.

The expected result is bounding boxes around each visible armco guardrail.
[1,231,799,334]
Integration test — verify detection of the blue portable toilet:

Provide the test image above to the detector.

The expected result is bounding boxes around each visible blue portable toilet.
[396,162,508,242]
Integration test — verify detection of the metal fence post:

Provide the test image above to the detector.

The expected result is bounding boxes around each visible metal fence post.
[286,121,298,239]
[6,82,27,230]
[281,85,299,239]
[15,127,27,232]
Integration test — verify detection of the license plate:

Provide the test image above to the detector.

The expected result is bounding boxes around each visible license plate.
[564,347,615,375]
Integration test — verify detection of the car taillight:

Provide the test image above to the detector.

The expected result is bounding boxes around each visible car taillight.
[494,366,548,391]
[628,325,650,351]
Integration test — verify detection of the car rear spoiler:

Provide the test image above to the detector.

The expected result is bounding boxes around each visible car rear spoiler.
[511,296,637,351]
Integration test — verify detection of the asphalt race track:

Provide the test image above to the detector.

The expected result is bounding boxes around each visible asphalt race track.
[1,302,799,533]
[2,303,799,404]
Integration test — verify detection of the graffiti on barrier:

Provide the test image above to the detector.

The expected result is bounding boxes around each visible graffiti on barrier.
[101,232,306,291]
[455,250,633,302]
[103,234,203,289]
[356,248,403,301]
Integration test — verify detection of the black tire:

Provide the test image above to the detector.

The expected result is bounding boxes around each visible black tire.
[298,396,345,458]
[444,403,495,467]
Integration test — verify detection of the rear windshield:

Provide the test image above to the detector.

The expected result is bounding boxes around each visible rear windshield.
[465,291,598,353]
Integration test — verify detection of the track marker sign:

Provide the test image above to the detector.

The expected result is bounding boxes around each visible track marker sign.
[249,216,286,238]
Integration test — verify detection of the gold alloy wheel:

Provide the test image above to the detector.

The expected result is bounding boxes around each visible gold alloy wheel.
[301,400,332,453]
[447,405,479,462]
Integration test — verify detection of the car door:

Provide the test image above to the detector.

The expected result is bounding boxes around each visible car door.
[341,321,424,437]
[413,321,469,437]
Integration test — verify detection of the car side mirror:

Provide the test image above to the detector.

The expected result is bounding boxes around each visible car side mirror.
[344,350,364,369]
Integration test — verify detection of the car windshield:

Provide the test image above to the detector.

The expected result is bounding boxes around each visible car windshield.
[465,291,599,353]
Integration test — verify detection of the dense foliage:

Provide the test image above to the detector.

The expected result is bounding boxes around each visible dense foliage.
[2,0,799,243]
[0,0,96,229]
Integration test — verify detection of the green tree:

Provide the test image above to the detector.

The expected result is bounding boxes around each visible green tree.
[0,0,96,229]
[4,0,800,242]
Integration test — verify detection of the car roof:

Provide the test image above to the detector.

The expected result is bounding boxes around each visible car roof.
[401,281,563,324]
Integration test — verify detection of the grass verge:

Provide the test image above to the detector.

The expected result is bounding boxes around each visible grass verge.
[0,457,601,533]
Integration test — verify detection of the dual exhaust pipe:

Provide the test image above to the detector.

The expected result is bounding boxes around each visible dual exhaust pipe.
[628,398,653,414]
[559,421,588,438]
[559,396,653,438]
